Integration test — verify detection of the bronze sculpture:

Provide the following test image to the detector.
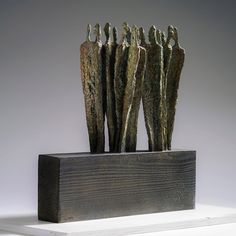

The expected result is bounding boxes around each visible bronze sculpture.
[142,25,166,151]
[80,24,105,153]
[80,23,185,153]
[38,23,195,223]
[124,26,146,152]
[166,27,185,150]
[103,23,117,152]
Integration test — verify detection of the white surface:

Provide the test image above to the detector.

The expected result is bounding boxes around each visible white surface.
[0,230,25,236]
[1,224,236,236]
[138,223,236,236]
[1,205,236,236]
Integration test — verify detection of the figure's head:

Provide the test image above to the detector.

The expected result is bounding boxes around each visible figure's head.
[94,23,101,42]
[173,27,179,46]
[130,25,139,46]
[148,25,157,44]
[86,24,91,41]
[156,29,162,45]
[123,22,131,44]
[161,32,166,45]
[139,27,146,45]
[123,22,130,32]
[167,25,175,44]
[104,23,111,42]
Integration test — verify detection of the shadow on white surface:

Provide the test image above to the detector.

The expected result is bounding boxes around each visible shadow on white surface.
[1,205,236,236]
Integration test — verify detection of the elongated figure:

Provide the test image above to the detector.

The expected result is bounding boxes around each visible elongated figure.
[114,23,130,152]
[119,25,142,152]
[80,24,105,153]
[125,27,147,152]
[166,27,185,150]
[156,29,168,150]
[142,25,166,151]
[103,23,118,152]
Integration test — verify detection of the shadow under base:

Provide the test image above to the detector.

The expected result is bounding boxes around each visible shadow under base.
[38,150,196,223]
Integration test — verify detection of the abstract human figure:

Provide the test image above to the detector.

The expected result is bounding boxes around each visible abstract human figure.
[114,23,130,152]
[125,26,147,152]
[80,23,185,153]
[166,27,185,150]
[80,24,105,153]
[156,29,168,150]
[123,22,132,45]
[142,25,166,151]
[103,23,118,152]
[139,27,146,47]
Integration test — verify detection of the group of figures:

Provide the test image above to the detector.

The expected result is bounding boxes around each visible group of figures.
[80,22,185,153]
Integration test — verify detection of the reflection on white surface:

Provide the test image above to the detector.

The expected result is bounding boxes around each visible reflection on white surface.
[136,223,236,236]
[1,204,236,236]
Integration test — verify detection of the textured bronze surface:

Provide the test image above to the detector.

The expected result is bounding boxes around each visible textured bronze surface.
[161,26,173,150]
[38,23,192,225]
[142,26,166,151]
[125,27,146,152]
[119,26,142,152]
[103,23,117,152]
[80,23,185,152]
[80,24,105,153]
[113,23,130,152]
[166,27,185,150]
[38,23,191,224]
[38,150,196,222]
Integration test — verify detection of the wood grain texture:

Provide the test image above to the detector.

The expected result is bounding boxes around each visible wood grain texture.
[38,150,196,223]
[38,155,60,222]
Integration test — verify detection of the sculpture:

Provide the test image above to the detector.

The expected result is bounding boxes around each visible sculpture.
[38,23,195,223]
[80,24,105,153]
[103,23,117,152]
[142,25,166,151]
[80,23,185,153]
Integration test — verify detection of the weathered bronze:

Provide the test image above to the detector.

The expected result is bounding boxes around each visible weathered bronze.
[119,25,146,152]
[80,24,105,153]
[166,27,185,150]
[103,23,117,152]
[142,26,166,151]
[38,24,192,224]
[113,23,129,152]
[162,26,174,78]
[161,26,174,150]
[80,23,185,153]
[125,27,146,152]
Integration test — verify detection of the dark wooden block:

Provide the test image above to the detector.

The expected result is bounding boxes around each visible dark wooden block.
[38,150,196,223]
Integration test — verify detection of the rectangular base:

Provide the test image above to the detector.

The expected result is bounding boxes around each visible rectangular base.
[38,150,196,223]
